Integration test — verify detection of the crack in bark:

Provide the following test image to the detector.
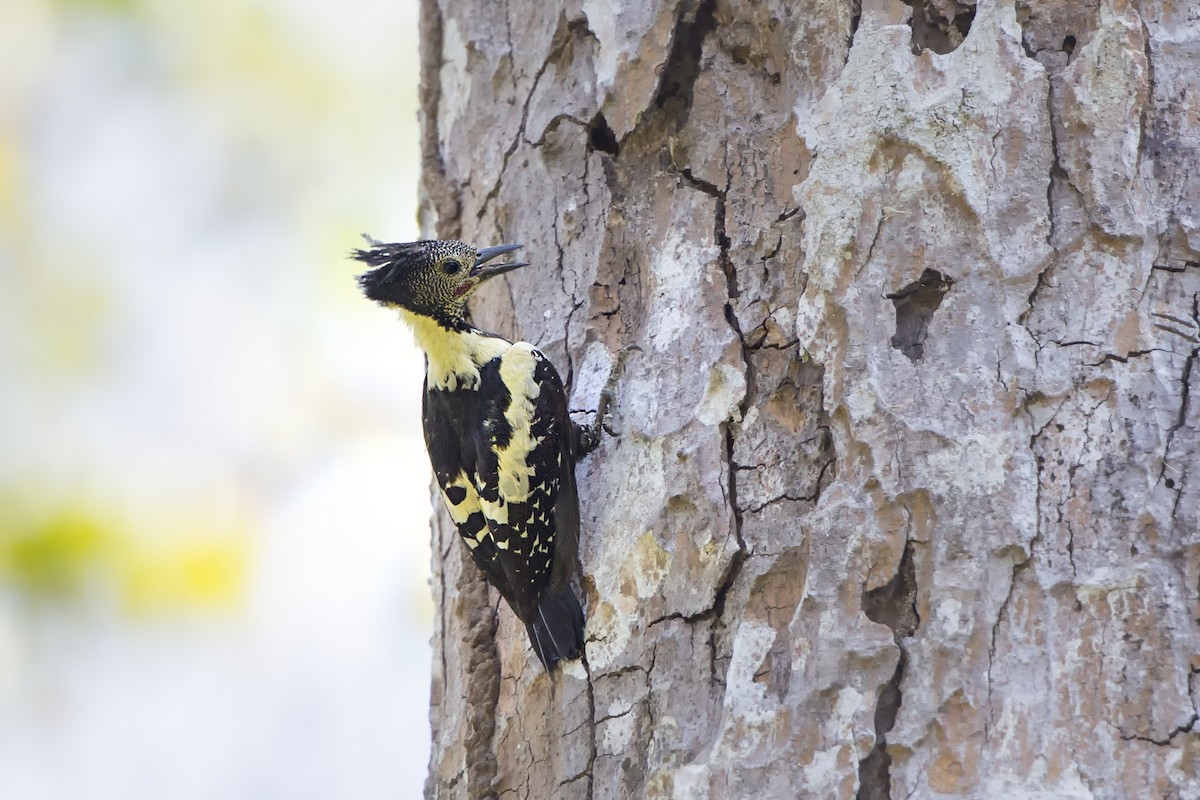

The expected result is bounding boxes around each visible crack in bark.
[985,551,1030,740]
[562,300,585,392]
[858,540,920,800]
[1161,346,1198,472]
[718,317,749,684]
[1086,348,1167,366]
[656,167,753,698]
[1153,260,1200,274]
[1158,291,1199,525]
[847,0,861,61]
[462,576,502,799]
[1135,19,1154,181]
[985,396,1063,739]
[437,523,450,758]
[1061,369,1109,580]
[576,651,598,799]
[529,114,592,147]
[1018,263,1051,339]
[641,639,661,785]
[650,0,718,132]
[419,0,463,238]
[1151,310,1200,343]
[856,201,888,281]
[594,704,634,726]
[500,0,519,94]
[739,472,830,514]
[1120,713,1199,746]
[477,16,586,221]
[1020,64,1067,343]
[857,655,906,800]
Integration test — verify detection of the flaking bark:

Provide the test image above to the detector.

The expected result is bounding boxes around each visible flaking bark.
[419,0,1200,797]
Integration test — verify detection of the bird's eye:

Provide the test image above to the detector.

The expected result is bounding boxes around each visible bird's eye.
[442,260,461,276]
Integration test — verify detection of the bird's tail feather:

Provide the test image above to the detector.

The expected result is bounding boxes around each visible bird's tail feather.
[526,587,585,671]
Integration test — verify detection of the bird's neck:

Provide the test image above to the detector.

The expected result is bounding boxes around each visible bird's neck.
[400,309,510,391]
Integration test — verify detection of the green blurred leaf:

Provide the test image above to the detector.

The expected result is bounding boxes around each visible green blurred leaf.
[50,0,143,14]
[0,506,117,598]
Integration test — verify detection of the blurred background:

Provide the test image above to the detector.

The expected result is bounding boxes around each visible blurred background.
[0,0,433,797]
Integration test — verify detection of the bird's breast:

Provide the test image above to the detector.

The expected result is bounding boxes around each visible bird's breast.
[403,310,511,391]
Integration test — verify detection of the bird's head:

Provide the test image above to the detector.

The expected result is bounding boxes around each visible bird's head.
[352,237,528,326]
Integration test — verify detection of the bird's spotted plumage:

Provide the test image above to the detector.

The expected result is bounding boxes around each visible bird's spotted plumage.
[354,237,585,670]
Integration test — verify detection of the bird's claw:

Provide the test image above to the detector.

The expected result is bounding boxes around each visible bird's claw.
[576,425,601,456]
[575,345,640,459]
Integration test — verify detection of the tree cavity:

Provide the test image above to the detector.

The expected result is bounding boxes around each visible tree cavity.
[887,268,955,362]
[902,0,977,54]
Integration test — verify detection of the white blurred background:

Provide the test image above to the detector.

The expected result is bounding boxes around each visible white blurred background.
[0,0,434,796]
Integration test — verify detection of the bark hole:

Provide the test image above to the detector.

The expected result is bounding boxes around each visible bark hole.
[588,113,620,156]
[886,268,954,362]
[858,542,920,800]
[863,541,920,639]
[902,0,976,55]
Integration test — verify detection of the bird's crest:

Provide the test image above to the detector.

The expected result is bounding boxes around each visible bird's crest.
[350,236,440,269]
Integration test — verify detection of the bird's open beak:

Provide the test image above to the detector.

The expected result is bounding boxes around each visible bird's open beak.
[472,243,529,280]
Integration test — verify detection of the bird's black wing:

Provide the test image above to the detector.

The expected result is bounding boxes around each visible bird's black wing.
[474,345,584,668]
[544,358,580,596]
[422,377,521,610]
[470,345,565,618]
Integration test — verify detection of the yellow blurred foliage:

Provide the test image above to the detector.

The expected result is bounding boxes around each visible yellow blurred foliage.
[0,500,248,614]
[121,537,247,614]
[0,507,116,598]
[0,135,18,227]
[23,265,115,378]
[52,0,142,13]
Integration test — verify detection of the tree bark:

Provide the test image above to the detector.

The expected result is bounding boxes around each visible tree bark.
[417,0,1200,797]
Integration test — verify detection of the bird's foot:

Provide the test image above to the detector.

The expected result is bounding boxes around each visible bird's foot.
[576,345,640,458]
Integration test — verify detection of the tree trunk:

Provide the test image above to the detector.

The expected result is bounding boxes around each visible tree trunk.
[416,0,1199,797]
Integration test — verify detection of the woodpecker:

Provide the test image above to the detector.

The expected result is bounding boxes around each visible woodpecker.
[354,237,592,670]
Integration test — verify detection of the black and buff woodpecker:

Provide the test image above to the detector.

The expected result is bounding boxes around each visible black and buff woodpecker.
[354,238,592,670]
